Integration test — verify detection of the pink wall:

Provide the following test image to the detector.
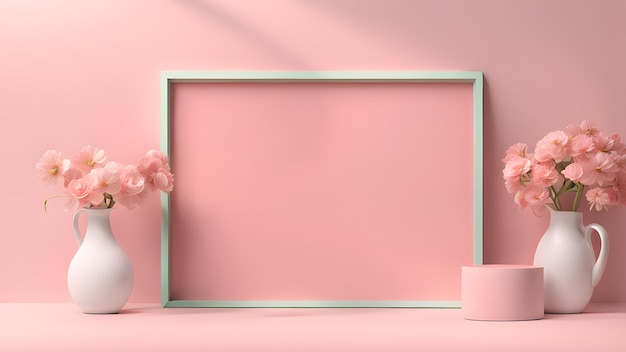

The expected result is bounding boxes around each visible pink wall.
[1,0,624,303]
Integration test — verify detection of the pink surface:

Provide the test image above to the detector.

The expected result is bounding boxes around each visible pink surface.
[2,303,626,351]
[462,265,544,321]
[169,82,474,301]
[1,1,625,304]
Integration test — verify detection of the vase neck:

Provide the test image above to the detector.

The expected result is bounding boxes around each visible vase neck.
[83,208,114,240]
[548,208,584,230]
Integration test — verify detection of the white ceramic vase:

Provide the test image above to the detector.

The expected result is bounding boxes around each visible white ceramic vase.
[67,207,133,314]
[533,207,609,313]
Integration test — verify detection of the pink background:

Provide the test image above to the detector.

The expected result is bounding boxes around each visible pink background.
[169,82,474,301]
[1,0,625,304]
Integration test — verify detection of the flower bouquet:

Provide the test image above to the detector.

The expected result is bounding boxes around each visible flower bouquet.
[37,146,174,211]
[502,120,626,215]
[37,146,174,313]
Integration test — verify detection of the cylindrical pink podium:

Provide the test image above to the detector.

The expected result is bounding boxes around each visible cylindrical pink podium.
[462,265,544,321]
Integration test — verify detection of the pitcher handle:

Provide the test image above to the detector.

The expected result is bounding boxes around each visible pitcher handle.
[72,208,87,246]
[585,223,609,288]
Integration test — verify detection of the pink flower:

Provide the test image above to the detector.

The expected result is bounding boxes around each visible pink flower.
[36,150,69,185]
[504,120,626,214]
[138,150,174,193]
[578,151,619,186]
[534,131,569,163]
[39,146,174,211]
[116,164,148,210]
[593,133,624,153]
[608,133,626,153]
[71,146,106,174]
[117,188,150,210]
[144,149,169,165]
[89,162,122,205]
[503,157,532,181]
[154,170,175,193]
[585,187,617,211]
[568,134,595,158]
[503,143,529,163]
[562,162,584,182]
[567,120,601,138]
[62,167,84,188]
[611,152,626,173]
[514,184,549,212]
[118,164,145,196]
[503,157,532,193]
[530,162,559,188]
[118,188,150,210]
[66,174,97,209]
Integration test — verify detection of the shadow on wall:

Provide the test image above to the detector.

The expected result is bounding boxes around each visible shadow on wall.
[179,0,313,68]
[301,0,480,44]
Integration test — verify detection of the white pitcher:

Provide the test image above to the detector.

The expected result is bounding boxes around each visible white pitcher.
[533,207,609,313]
[67,207,133,313]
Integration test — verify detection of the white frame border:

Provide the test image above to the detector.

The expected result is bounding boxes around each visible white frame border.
[160,71,484,308]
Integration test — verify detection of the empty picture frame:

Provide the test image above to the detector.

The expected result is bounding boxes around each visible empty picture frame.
[161,71,483,308]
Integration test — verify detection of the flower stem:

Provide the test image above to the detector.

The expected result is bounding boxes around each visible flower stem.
[103,192,115,208]
[43,195,69,213]
[550,185,562,211]
[572,183,584,212]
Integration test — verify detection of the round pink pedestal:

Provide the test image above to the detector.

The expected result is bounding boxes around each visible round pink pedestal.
[462,265,544,321]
